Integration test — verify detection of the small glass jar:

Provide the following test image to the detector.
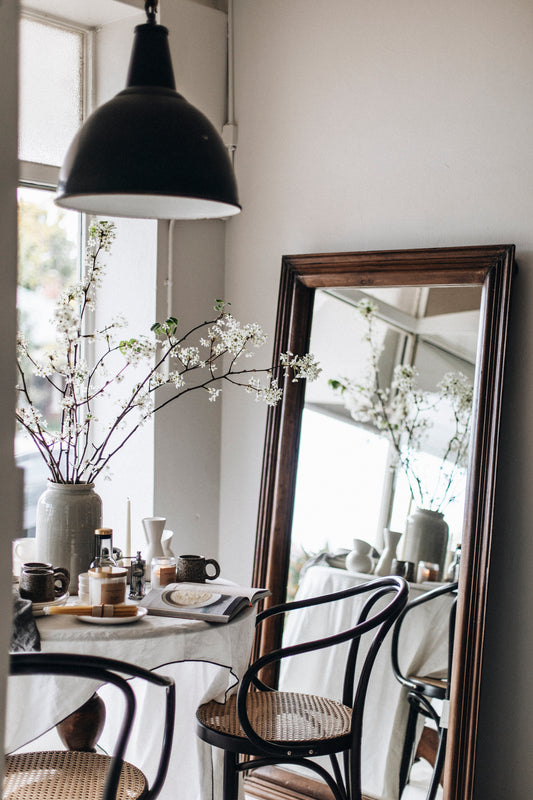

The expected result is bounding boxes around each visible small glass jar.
[151,556,177,589]
[89,566,127,604]
[90,528,117,569]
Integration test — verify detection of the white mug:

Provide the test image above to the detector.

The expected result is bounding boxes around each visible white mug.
[12,537,37,577]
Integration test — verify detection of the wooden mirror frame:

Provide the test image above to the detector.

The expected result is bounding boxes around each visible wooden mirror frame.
[251,244,515,800]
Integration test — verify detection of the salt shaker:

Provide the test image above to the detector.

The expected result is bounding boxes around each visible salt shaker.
[129,551,146,600]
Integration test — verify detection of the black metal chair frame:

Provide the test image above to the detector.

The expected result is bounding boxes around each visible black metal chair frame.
[9,652,176,800]
[391,581,458,800]
[197,575,409,800]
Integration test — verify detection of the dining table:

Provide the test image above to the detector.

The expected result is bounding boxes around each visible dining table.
[278,565,454,800]
[5,591,257,800]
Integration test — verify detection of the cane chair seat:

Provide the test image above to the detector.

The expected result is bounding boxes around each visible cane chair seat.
[7,653,175,800]
[3,751,147,800]
[198,691,352,749]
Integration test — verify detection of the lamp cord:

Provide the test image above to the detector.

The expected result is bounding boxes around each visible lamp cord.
[145,1,158,25]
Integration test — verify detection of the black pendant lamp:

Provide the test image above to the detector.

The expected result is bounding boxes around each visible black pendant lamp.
[55,1,240,220]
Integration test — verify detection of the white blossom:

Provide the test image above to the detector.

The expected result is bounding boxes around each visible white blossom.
[168,371,185,389]
[179,347,201,367]
[150,371,167,389]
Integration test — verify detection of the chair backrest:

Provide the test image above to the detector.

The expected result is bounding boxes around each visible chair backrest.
[391,581,458,696]
[9,652,176,800]
[240,576,408,752]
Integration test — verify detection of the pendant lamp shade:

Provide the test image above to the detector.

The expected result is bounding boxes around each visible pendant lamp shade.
[55,19,241,220]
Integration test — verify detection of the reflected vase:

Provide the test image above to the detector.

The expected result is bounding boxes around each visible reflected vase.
[402,508,449,579]
[346,538,373,574]
[374,528,402,577]
[35,481,102,588]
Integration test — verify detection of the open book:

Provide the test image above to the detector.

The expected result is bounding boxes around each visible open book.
[139,581,270,623]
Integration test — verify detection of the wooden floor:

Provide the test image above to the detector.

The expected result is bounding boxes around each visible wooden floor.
[245,758,443,800]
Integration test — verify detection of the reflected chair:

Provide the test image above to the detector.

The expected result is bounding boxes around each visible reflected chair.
[196,576,409,800]
[391,581,458,800]
[4,652,176,800]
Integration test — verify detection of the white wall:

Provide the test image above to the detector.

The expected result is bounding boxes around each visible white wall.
[153,1,228,561]
[221,0,533,796]
[93,10,158,555]
[0,0,21,768]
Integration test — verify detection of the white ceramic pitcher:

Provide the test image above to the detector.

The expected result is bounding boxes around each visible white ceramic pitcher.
[142,517,166,581]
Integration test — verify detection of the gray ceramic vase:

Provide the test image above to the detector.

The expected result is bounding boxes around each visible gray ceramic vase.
[402,507,449,579]
[35,481,102,589]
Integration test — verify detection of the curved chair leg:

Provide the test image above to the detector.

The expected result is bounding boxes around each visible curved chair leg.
[399,702,419,794]
[426,727,447,800]
[223,751,240,800]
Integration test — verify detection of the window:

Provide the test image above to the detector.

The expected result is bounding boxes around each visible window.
[19,15,84,166]
[17,12,90,535]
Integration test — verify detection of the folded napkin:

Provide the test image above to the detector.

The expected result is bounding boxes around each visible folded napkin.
[299,546,381,580]
[300,549,350,578]
[11,587,40,652]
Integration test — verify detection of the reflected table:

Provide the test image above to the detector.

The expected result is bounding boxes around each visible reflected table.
[279,565,453,800]
[6,602,256,800]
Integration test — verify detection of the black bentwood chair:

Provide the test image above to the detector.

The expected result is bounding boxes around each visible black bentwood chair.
[196,576,409,800]
[391,581,458,800]
[4,653,176,800]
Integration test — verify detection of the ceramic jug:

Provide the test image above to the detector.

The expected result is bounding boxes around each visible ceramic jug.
[161,529,175,558]
[142,517,166,581]
[345,539,374,574]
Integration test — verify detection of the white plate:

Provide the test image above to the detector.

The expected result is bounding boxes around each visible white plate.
[76,606,148,625]
[163,589,221,609]
[32,592,69,617]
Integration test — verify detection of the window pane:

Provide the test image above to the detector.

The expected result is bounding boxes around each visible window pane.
[19,17,83,166]
[288,408,390,599]
[16,187,81,535]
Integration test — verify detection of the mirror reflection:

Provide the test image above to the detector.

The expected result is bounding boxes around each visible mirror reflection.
[287,285,481,597]
[279,284,481,800]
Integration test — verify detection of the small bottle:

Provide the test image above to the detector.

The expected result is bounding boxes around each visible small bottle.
[90,528,117,569]
[129,551,146,600]
[447,544,461,582]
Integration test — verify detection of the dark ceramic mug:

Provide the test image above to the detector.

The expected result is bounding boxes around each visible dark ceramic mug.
[176,555,220,583]
[19,564,70,603]
[391,559,416,582]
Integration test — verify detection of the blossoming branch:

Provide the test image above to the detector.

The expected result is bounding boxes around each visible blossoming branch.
[16,221,321,484]
[329,298,473,512]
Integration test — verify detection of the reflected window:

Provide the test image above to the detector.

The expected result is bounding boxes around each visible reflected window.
[291,407,389,562]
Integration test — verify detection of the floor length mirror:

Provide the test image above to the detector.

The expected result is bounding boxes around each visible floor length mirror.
[250,245,514,800]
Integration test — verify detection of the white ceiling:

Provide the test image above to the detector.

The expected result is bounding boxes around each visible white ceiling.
[22,0,227,27]
[22,0,144,27]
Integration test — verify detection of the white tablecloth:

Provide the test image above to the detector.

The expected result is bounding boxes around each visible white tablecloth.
[278,566,453,800]
[6,604,257,800]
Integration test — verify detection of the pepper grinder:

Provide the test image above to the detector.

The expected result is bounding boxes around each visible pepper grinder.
[129,551,146,600]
